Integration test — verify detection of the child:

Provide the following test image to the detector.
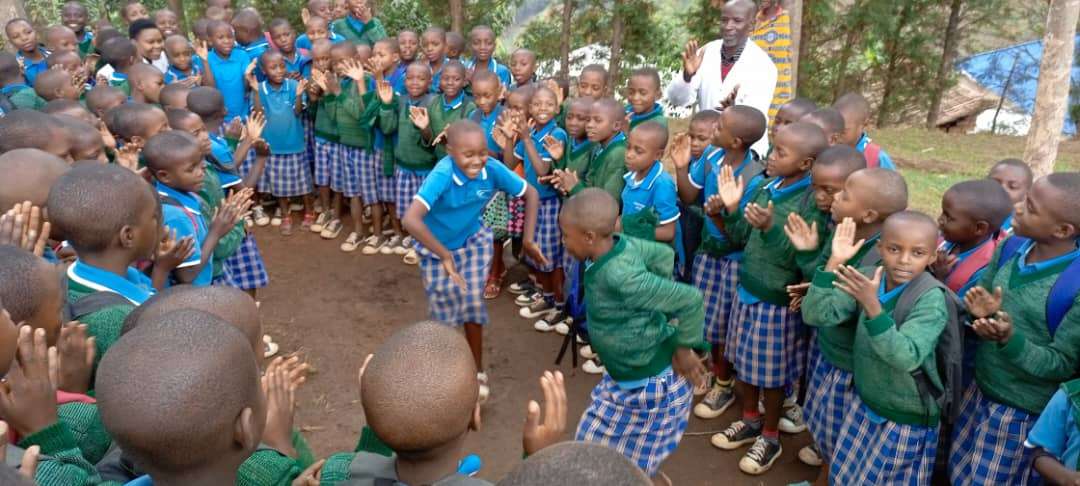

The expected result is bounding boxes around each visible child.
[673,109,720,272]
[129,19,167,73]
[555,97,596,181]
[988,158,1033,235]
[57,116,107,162]
[295,0,340,51]
[103,102,169,150]
[0,53,43,110]
[802,107,845,146]
[61,1,94,57]
[421,26,448,93]
[120,1,150,25]
[445,31,465,60]
[670,105,766,416]
[306,38,343,238]
[949,173,1080,486]
[552,98,627,204]
[145,131,248,286]
[833,92,896,170]
[0,110,72,160]
[207,0,234,20]
[251,50,313,235]
[625,67,666,131]
[560,188,705,481]
[96,309,264,485]
[506,85,568,322]
[402,120,544,402]
[128,62,165,104]
[268,19,307,77]
[367,40,407,253]
[709,122,829,474]
[231,8,269,60]
[163,34,214,87]
[416,60,474,161]
[331,0,387,47]
[396,29,420,72]
[376,61,435,265]
[205,19,252,121]
[84,84,126,120]
[32,69,80,102]
[466,25,510,88]
[0,149,69,244]
[762,98,817,160]
[43,25,78,54]
[553,64,607,129]
[5,19,48,86]
[153,8,180,37]
[467,70,511,295]
[1026,377,1080,484]
[98,37,138,96]
[510,48,538,90]
[805,210,950,483]
[620,121,678,243]
[317,321,566,484]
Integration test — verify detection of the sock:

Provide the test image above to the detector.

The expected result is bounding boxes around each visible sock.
[742,411,762,428]
[717,377,734,388]
[762,427,780,442]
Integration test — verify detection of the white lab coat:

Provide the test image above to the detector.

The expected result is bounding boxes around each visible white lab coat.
[666,39,778,156]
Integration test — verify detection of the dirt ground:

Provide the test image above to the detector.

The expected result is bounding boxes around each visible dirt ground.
[254,226,818,485]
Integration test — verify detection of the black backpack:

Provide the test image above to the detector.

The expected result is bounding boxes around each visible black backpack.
[62,291,133,323]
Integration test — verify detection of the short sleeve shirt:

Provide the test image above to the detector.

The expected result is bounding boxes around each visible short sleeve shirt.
[156,183,212,286]
[1026,388,1080,470]
[621,161,680,225]
[415,156,527,250]
[208,48,252,121]
[513,120,567,200]
[164,57,205,84]
[689,146,754,239]
[258,79,306,154]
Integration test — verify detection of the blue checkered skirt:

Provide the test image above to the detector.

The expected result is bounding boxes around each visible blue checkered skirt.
[266,152,313,197]
[692,254,739,345]
[804,355,855,460]
[575,368,692,477]
[219,234,268,290]
[719,260,742,358]
[730,295,801,388]
[418,227,494,325]
[314,139,338,187]
[395,168,427,220]
[357,149,380,204]
[831,395,939,485]
[239,149,270,193]
[948,383,1037,486]
[332,145,368,199]
[303,118,315,167]
[526,197,562,273]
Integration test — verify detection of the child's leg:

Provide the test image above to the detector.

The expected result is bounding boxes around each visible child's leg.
[736,380,761,423]
[319,187,332,216]
[762,386,785,440]
[370,202,384,239]
[551,267,565,303]
[464,322,483,370]
[387,204,402,236]
[349,197,364,235]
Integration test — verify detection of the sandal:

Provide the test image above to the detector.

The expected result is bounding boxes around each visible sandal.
[484,276,503,299]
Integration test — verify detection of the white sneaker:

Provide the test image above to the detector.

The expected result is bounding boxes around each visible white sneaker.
[779,404,807,434]
[579,345,597,360]
[477,371,490,404]
[402,248,419,265]
[289,202,303,211]
[271,207,283,226]
[582,359,605,375]
[515,291,543,307]
[361,235,385,255]
[340,232,362,252]
[252,206,270,226]
[798,444,823,467]
[402,236,414,247]
[380,235,403,255]
[311,211,333,233]
[554,322,570,335]
[321,219,343,239]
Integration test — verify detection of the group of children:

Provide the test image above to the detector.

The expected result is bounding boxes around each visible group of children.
[0,0,1079,484]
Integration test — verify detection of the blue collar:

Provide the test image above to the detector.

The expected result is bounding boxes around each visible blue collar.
[346,15,367,33]
[442,91,465,110]
[599,132,626,150]
[167,62,199,78]
[450,158,490,185]
[624,160,664,189]
[942,235,994,261]
[467,57,499,72]
[765,173,811,197]
[67,260,155,305]
[77,29,94,43]
[15,48,48,62]
[260,79,289,95]
[123,475,153,486]
[110,71,128,81]
[856,133,871,152]
[477,104,503,124]
[532,120,557,140]
[1016,239,1080,275]
[407,95,427,107]
[239,39,268,51]
[0,83,29,95]
[155,182,202,214]
[698,145,723,165]
[572,137,591,152]
[627,103,663,122]
[879,277,910,305]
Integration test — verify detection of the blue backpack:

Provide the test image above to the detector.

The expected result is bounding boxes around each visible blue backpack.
[995,236,1080,336]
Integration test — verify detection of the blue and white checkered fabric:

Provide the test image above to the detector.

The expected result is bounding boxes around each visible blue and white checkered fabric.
[948,383,1038,486]
[804,355,855,461]
[418,227,494,325]
[313,139,338,187]
[303,118,315,169]
[730,295,801,388]
[575,367,692,477]
[239,149,270,193]
[356,148,380,204]
[376,163,396,204]
[219,234,268,290]
[526,197,562,273]
[692,253,739,345]
[331,145,364,198]
[831,394,939,485]
[267,152,313,197]
[395,168,426,220]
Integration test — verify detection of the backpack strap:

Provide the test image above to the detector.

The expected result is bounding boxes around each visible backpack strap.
[995,235,1029,269]
[159,194,201,232]
[859,244,882,268]
[863,142,881,168]
[944,237,1000,294]
[1047,254,1080,336]
[64,291,133,322]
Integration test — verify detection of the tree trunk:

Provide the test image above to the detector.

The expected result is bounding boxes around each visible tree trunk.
[167,0,188,36]
[876,1,917,126]
[449,0,465,34]
[797,0,813,96]
[607,6,625,97]
[0,0,26,51]
[786,0,803,96]
[559,0,573,83]
[926,0,964,128]
[1023,0,1080,177]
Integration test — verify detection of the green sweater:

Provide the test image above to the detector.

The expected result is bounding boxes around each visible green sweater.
[628,109,667,131]
[236,430,316,486]
[721,176,828,305]
[584,235,705,381]
[314,91,340,142]
[973,241,1080,414]
[571,136,627,205]
[57,401,112,465]
[21,421,104,485]
[67,284,134,373]
[5,84,44,110]
[377,94,438,172]
[330,17,387,47]
[199,165,245,279]
[807,268,948,426]
[427,95,475,160]
[696,159,764,258]
[555,138,593,177]
[337,78,380,149]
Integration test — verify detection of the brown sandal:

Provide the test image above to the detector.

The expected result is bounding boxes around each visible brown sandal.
[484,276,503,299]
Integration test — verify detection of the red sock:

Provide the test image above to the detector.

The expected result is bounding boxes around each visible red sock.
[742,410,761,421]
[762,427,779,440]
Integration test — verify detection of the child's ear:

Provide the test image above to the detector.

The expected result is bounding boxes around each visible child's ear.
[731,136,745,151]
[469,401,482,431]
[153,167,171,183]
[861,209,879,225]
[974,220,991,238]
[233,406,260,451]
[1054,222,1078,241]
[798,155,814,172]
[119,223,137,249]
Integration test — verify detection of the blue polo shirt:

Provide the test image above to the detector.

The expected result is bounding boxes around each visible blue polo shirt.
[856,133,897,171]
[281,51,309,75]
[626,103,664,125]
[414,156,527,250]
[622,161,680,225]
[1016,239,1080,275]
[207,48,252,121]
[156,182,212,286]
[208,133,243,187]
[163,57,204,85]
[689,146,755,240]
[513,120,566,200]
[238,39,270,60]
[463,57,511,88]
[257,79,306,154]
[388,62,408,95]
[469,104,504,158]
[17,48,49,86]
[430,57,449,93]
[295,31,345,52]
[1026,388,1080,470]
[66,260,156,305]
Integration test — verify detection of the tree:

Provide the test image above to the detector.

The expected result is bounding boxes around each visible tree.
[925,0,964,128]
[0,0,26,49]
[167,0,188,35]
[1023,0,1080,177]
[558,0,573,82]
[449,0,465,34]
[606,2,624,96]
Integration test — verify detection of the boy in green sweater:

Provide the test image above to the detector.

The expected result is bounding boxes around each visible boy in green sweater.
[709,122,830,475]
[330,0,386,48]
[561,188,706,482]
[0,52,44,110]
[552,98,627,205]
[414,60,474,161]
[624,67,666,132]
[804,211,948,484]
[949,173,1080,486]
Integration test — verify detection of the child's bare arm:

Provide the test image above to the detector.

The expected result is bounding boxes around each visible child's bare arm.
[293,79,308,116]
[654,221,676,243]
[175,191,251,283]
[1033,453,1080,486]
[242,140,271,189]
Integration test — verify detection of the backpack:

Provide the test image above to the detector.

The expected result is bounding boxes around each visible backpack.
[62,290,133,323]
[863,142,882,169]
[995,236,1080,337]
[340,451,492,486]
[0,91,15,116]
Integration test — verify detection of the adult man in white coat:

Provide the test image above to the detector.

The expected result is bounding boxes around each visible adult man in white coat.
[667,0,777,157]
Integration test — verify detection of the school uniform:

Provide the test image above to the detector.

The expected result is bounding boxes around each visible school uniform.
[621,160,680,243]
[1025,378,1080,476]
[76,29,94,58]
[317,451,492,486]
[238,38,270,61]
[198,156,242,280]
[104,68,131,96]
[282,51,309,76]
[156,182,213,287]
[939,235,1006,387]
[313,81,341,190]
[0,82,45,110]
[143,51,169,73]
[17,48,49,86]
[163,57,205,85]
[429,57,449,93]
[721,174,828,388]
[568,132,627,205]
[336,76,380,203]
[513,120,567,273]
[377,92,437,219]
[66,259,154,367]
[257,79,312,198]
[331,16,388,47]
[55,396,111,465]
[207,48,253,121]
[574,236,703,476]
[413,156,527,326]
[949,239,1080,486]
[10,414,106,486]
[294,31,345,53]
[856,132,897,170]
[207,138,270,291]
[388,61,408,95]
[626,103,667,132]
[463,57,512,89]
[427,92,476,160]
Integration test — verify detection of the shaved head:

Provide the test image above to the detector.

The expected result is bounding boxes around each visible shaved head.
[561,188,619,236]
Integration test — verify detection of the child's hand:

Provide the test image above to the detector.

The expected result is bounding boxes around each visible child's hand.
[155,228,196,271]
[522,241,549,270]
[409,106,430,130]
[543,78,564,107]
[931,251,959,278]
[295,79,309,96]
[0,202,51,257]
[363,59,381,80]
[261,358,298,458]
[716,164,745,214]
[783,212,819,252]
[972,310,1013,343]
[834,265,884,319]
[311,69,328,93]
[703,194,725,217]
[442,258,467,289]
[245,111,267,142]
[718,85,740,111]
[743,201,774,231]
[253,139,271,157]
[964,286,1003,319]
[516,117,534,140]
[552,169,579,195]
[70,67,87,90]
[521,370,566,456]
[277,355,311,388]
[375,79,393,104]
[681,40,704,78]
[340,59,365,82]
[542,134,565,161]
[431,127,449,147]
[0,422,40,481]
[245,60,259,90]
[0,327,59,438]
[787,282,810,312]
[212,194,253,233]
[180,74,202,88]
[99,122,117,152]
[667,132,692,170]
[492,124,511,150]
[671,347,707,390]
[225,118,244,139]
[115,141,143,172]
[194,40,210,60]
[291,459,325,486]
[48,323,96,394]
[827,217,866,268]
